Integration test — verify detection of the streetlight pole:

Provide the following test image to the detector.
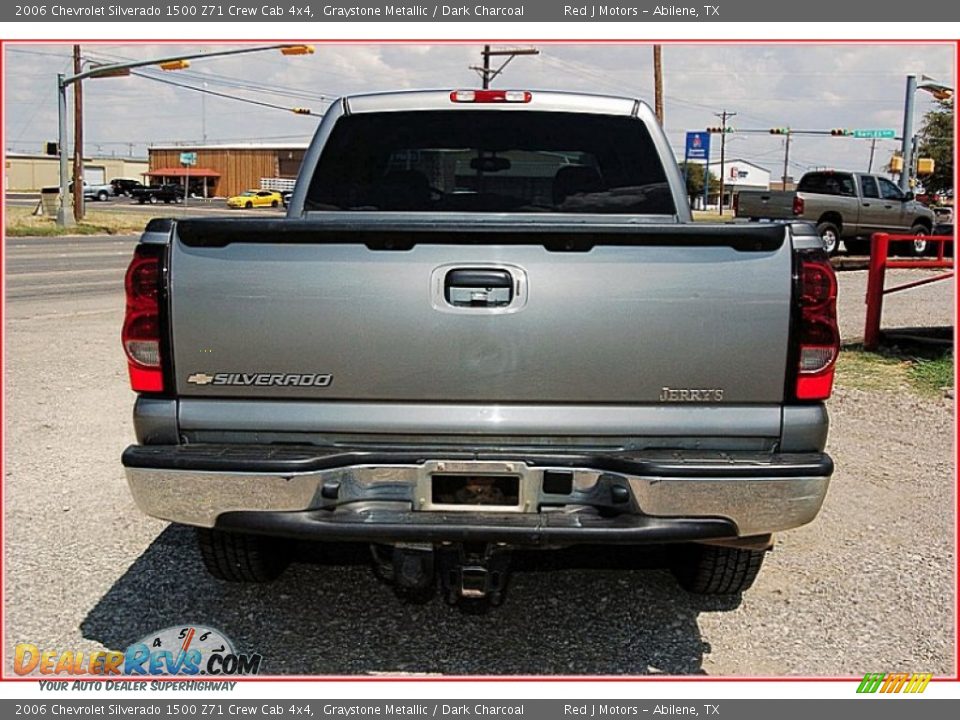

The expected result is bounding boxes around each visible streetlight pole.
[899,74,917,193]
[56,74,72,227]
[55,44,313,227]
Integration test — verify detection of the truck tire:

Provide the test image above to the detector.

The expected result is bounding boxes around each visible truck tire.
[671,544,766,595]
[196,528,292,582]
[903,223,930,257]
[815,221,840,255]
[97,190,109,202]
[149,195,158,204]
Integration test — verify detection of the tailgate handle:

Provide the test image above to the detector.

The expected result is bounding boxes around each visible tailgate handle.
[445,268,514,307]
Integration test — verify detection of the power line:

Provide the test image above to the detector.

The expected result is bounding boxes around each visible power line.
[82,48,339,104]
[128,69,328,115]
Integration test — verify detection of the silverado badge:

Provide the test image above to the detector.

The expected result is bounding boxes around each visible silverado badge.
[187,372,333,387]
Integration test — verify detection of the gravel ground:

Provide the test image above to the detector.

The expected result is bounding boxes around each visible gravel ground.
[3,259,955,677]
[835,267,955,343]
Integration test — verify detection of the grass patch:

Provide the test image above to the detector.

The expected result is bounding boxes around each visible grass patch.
[5,205,148,237]
[907,354,954,396]
[835,343,953,396]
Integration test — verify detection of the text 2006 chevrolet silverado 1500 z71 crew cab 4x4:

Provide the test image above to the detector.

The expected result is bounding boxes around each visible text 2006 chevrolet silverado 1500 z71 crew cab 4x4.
[121,89,837,604]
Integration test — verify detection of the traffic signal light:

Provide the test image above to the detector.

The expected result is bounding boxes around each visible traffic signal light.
[917,158,936,175]
[889,155,904,172]
[158,60,190,71]
[830,129,850,136]
[707,127,733,133]
[769,128,789,135]
[281,45,315,56]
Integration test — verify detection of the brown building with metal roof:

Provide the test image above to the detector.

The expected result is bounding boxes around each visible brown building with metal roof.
[147,143,309,198]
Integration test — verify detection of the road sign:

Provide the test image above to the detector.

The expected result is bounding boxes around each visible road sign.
[853,129,896,139]
[179,152,198,166]
[685,131,711,160]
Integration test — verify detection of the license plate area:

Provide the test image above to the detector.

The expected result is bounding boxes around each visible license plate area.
[432,474,520,507]
[416,461,530,513]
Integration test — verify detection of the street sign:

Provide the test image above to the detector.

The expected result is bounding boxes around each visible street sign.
[179,152,198,166]
[685,131,711,160]
[853,129,896,139]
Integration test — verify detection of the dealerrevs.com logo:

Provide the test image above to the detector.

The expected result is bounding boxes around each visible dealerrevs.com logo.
[856,672,932,694]
[15,626,263,676]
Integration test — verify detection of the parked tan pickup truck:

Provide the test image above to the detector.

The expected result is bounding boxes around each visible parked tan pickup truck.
[734,170,936,256]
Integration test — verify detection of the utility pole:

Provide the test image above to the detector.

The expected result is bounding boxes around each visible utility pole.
[782,131,792,188]
[482,44,491,88]
[471,45,539,88]
[653,45,664,125]
[867,137,877,173]
[202,81,208,143]
[714,110,735,215]
[72,44,84,222]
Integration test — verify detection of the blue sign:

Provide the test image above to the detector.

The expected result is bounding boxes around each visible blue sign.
[179,152,198,167]
[685,132,711,160]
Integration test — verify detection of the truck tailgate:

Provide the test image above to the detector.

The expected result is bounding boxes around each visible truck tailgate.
[169,219,791,405]
[736,191,795,219]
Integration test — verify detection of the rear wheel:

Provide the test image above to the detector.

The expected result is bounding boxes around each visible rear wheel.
[816,221,840,255]
[671,544,767,595]
[149,195,158,205]
[97,190,109,202]
[245,201,253,209]
[196,528,292,582]
[271,199,279,208]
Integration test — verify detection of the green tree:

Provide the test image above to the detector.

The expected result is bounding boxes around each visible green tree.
[916,97,953,194]
[678,162,720,201]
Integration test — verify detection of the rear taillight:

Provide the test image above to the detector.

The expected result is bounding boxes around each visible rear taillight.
[794,253,839,400]
[792,196,805,215]
[122,245,164,392]
[449,89,532,103]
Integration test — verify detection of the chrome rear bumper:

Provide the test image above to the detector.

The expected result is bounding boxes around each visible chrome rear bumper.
[123,445,832,542]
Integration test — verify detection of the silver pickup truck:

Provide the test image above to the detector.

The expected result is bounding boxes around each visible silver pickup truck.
[121,90,837,604]
[735,170,936,256]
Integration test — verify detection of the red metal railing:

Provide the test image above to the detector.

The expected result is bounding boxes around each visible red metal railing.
[863,232,954,351]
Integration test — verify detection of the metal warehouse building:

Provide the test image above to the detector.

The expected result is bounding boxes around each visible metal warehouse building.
[5,153,148,192]
[147,143,309,198]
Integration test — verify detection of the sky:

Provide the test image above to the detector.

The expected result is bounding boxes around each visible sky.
[3,43,955,180]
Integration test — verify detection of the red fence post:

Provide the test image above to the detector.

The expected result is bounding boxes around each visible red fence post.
[863,232,889,351]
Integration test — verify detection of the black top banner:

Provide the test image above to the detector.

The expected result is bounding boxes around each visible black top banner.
[6,0,960,22]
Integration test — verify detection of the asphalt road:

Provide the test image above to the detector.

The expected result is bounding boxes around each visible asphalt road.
[3,233,954,676]
[6,193,284,218]
[5,235,137,300]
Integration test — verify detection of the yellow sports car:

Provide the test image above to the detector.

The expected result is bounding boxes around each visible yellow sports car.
[226,189,284,209]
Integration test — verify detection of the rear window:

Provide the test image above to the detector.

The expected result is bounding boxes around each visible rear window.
[797,172,856,197]
[305,110,676,214]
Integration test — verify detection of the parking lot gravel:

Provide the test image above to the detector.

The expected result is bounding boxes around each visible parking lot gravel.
[3,239,955,676]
